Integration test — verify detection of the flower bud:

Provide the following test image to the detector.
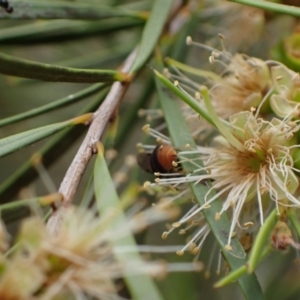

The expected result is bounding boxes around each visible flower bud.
[271,220,292,251]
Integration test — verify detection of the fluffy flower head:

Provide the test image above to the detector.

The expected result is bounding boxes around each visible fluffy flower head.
[188,110,300,248]
[210,53,271,118]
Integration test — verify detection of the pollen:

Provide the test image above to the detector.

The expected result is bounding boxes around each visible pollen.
[138,109,146,117]
[172,222,182,228]
[142,124,150,134]
[218,33,225,40]
[176,250,185,256]
[244,222,254,227]
[225,244,232,251]
[192,247,200,255]
[162,232,169,239]
[186,36,192,45]
[143,181,151,188]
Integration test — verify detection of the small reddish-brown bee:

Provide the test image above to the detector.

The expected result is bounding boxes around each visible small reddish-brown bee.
[137,144,180,174]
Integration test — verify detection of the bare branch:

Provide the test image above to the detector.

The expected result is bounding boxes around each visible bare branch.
[47,49,137,235]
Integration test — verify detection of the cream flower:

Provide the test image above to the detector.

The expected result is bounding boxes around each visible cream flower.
[37,208,162,298]
[167,37,272,139]
[17,208,127,299]
[0,255,45,300]
[210,53,270,118]
[152,109,300,250]
[194,112,299,248]
[0,204,181,299]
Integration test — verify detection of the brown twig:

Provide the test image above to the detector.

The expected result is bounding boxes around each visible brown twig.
[47,49,137,235]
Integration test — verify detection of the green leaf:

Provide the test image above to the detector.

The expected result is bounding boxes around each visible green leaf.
[56,43,133,69]
[288,209,300,237]
[153,69,214,126]
[93,143,163,300]
[165,57,222,81]
[0,19,143,43]
[154,62,265,300]
[3,1,143,20]
[0,89,108,218]
[214,246,270,288]
[229,0,300,17]
[14,42,133,84]
[0,193,62,212]
[0,83,107,128]
[130,0,175,73]
[0,52,126,82]
[247,210,277,273]
[0,114,92,158]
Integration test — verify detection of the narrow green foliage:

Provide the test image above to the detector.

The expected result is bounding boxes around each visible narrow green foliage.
[0,89,108,203]
[58,44,133,69]
[130,0,175,73]
[0,83,107,128]
[165,57,222,81]
[93,142,163,300]
[153,69,214,126]
[0,51,126,82]
[0,193,62,212]
[247,210,278,274]
[229,0,300,17]
[0,1,143,20]
[215,265,248,288]
[0,113,92,158]
[288,209,300,237]
[214,248,270,288]
[0,19,143,43]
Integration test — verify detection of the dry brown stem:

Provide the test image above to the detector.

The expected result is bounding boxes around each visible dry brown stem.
[47,49,137,235]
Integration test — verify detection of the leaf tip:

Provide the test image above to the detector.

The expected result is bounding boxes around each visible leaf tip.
[152,68,160,76]
[30,152,43,167]
[71,113,93,125]
[213,281,222,289]
[94,141,105,156]
[200,85,209,94]
[39,193,63,206]
[116,72,132,83]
